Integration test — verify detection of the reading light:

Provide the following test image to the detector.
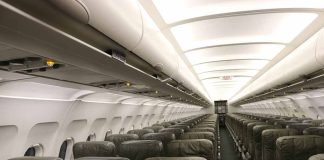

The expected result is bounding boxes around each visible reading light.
[46,59,55,67]
[155,90,159,94]
[126,82,131,87]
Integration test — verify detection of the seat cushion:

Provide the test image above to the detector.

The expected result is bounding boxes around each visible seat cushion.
[9,157,62,160]
[119,140,163,160]
[308,154,324,160]
[167,139,214,160]
[127,129,154,139]
[145,157,207,160]
[276,135,324,160]
[73,141,116,159]
[262,129,298,160]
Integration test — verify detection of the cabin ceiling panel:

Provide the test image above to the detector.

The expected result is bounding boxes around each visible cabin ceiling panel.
[198,69,259,80]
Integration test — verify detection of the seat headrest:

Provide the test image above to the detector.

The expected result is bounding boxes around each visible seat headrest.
[143,126,164,133]
[142,132,175,143]
[119,140,163,160]
[168,125,190,132]
[105,134,139,148]
[276,135,324,160]
[193,124,215,129]
[189,128,215,133]
[145,157,207,160]
[303,127,324,137]
[252,125,281,143]
[286,123,315,134]
[160,122,172,128]
[127,129,154,139]
[9,157,62,160]
[167,139,214,160]
[75,158,129,160]
[308,154,324,160]
[158,128,184,139]
[180,132,215,144]
[73,141,116,159]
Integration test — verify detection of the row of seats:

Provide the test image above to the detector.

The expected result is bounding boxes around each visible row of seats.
[10,114,219,160]
[226,113,324,160]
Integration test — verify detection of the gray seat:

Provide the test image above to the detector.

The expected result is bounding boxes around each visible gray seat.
[9,158,62,160]
[276,135,324,160]
[105,134,139,152]
[143,126,164,133]
[189,128,215,134]
[275,121,299,128]
[308,154,324,160]
[180,132,215,145]
[303,120,324,127]
[303,127,324,137]
[127,129,154,139]
[262,129,298,160]
[119,140,163,160]
[76,158,129,160]
[73,141,116,159]
[252,125,280,160]
[246,122,267,157]
[169,125,190,132]
[287,123,315,134]
[167,139,214,160]
[160,122,172,128]
[142,132,175,154]
[145,157,207,160]
[159,128,184,139]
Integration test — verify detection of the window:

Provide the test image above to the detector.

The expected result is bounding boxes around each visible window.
[58,138,74,160]
[86,133,96,141]
[105,130,112,137]
[24,144,43,156]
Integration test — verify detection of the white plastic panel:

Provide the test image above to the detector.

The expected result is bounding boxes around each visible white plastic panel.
[198,69,258,80]
[194,60,269,73]
[185,44,285,65]
[152,0,324,23]
[121,97,152,105]
[171,13,317,51]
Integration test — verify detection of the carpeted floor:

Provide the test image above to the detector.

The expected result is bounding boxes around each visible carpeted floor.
[220,127,240,160]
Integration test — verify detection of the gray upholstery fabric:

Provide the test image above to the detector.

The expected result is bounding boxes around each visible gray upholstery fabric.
[275,121,299,128]
[287,123,315,134]
[247,122,267,156]
[194,124,215,129]
[76,158,129,160]
[308,154,324,160]
[159,128,184,139]
[276,135,324,160]
[252,125,281,160]
[189,128,215,134]
[73,141,116,159]
[119,140,163,160]
[303,127,324,137]
[9,157,62,160]
[303,120,324,127]
[127,129,154,139]
[167,139,214,160]
[180,132,215,145]
[262,129,298,160]
[169,125,190,132]
[142,132,175,154]
[105,134,139,151]
[242,120,258,149]
[143,126,164,133]
[160,122,172,128]
[145,157,207,160]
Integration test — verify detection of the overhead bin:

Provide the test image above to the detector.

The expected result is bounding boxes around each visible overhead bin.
[231,28,324,104]
[50,0,211,103]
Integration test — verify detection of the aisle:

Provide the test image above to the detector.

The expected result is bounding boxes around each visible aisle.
[220,127,240,160]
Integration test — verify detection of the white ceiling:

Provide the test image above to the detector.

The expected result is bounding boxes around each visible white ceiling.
[138,0,324,100]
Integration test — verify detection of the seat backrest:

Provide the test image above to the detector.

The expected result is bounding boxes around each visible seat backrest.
[160,122,172,128]
[303,127,324,137]
[119,140,163,160]
[73,141,116,159]
[194,124,215,129]
[303,120,323,127]
[180,132,215,145]
[275,121,298,128]
[9,157,62,160]
[145,157,207,160]
[142,132,175,154]
[75,157,129,160]
[169,125,190,132]
[127,129,154,139]
[159,128,184,139]
[242,120,258,149]
[143,126,164,133]
[167,139,214,160]
[189,128,215,134]
[276,135,324,160]
[247,122,266,154]
[308,154,324,160]
[286,123,315,134]
[252,125,281,160]
[262,129,298,160]
[105,134,139,151]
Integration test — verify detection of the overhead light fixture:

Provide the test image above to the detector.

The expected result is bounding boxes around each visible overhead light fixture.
[155,90,159,94]
[46,59,55,67]
[126,82,131,87]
